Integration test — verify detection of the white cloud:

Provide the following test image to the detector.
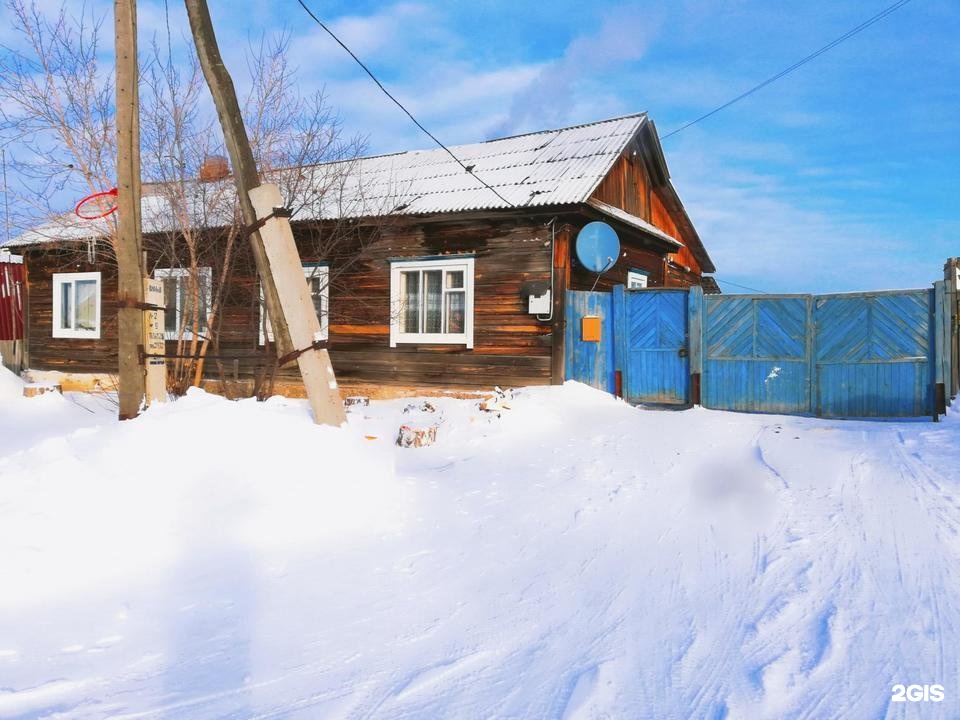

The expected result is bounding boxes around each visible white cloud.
[488,4,663,137]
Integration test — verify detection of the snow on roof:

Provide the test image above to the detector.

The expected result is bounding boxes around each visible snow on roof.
[307,112,650,216]
[586,199,682,250]
[4,113,656,247]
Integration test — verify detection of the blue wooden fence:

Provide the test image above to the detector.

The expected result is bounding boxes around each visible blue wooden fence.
[703,294,812,415]
[813,290,935,417]
[565,282,953,419]
[564,290,615,393]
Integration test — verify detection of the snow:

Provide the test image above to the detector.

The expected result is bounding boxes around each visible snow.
[2,365,960,718]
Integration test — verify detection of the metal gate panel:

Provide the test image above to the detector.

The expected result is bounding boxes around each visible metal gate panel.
[621,289,689,404]
[564,290,614,392]
[814,290,934,418]
[703,295,811,414]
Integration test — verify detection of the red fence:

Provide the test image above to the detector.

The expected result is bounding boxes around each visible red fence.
[0,261,24,341]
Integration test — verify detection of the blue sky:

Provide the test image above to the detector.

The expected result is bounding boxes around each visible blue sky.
[6,0,960,292]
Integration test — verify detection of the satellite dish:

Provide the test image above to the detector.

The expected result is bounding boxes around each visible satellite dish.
[575,222,620,273]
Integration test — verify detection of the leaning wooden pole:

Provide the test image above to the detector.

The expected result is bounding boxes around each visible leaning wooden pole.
[183,0,291,360]
[184,0,346,426]
[115,0,147,420]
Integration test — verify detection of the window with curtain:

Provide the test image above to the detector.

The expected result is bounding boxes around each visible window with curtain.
[390,257,474,347]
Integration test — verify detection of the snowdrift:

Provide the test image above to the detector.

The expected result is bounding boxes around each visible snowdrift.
[1,382,959,719]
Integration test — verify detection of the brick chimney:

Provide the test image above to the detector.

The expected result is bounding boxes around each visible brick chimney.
[199,155,230,182]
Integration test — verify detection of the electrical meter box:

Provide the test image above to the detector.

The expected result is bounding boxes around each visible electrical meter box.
[528,290,551,315]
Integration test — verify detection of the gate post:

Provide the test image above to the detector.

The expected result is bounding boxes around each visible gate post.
[612,284,626,398]
[947,258,959,400]
[688,285,704,405]
[934,280,947,419]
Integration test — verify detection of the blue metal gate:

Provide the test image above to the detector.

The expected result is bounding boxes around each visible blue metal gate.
[703,295,812,414]
[564,285,940,418]
[617,288,690,404]
[813,290,935,417]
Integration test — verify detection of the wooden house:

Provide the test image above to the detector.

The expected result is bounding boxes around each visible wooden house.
[2,113,715,397]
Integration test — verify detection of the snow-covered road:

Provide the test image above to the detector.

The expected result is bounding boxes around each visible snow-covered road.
[2,369,959,719]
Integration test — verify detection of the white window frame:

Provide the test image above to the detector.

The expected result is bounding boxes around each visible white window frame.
[390,257,474,348]
[52,272,101,339]
[260,263,329,345]
[154,267,213,340]
[627,269,649,289]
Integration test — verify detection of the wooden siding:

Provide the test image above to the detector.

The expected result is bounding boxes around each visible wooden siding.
[25,251,120,374]
[591,151,709,287]
[22,217,555,390]
[569,236,666,292]
[652,189,703,280]
[590,154,651,220]
[320,218,554,388]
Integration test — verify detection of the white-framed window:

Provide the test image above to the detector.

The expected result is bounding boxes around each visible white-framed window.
[260,263,329,344]
[627,269,649,289]
[390,257,474,348]
[52,272,101,339]
[154,267,212,340]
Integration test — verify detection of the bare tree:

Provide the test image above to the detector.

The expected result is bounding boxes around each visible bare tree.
[0,0,117,237]
[0,0,386,398]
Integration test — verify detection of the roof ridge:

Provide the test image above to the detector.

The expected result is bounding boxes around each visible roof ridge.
[480,111,648,144]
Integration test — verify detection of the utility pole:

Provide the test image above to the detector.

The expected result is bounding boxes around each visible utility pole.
[115,0,147,420]
[184,0,345,426]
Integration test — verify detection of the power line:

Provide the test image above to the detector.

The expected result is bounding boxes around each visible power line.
[714,277,769,294]
[294,0,515,208]
[661,0,914,140]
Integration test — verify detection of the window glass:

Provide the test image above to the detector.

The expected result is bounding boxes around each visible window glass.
[401,271,420,333]
[446,270,464,289]
[445,291,465,333]
[308,275,324,319]
[423,270,443,333]
[179,279,205,335]
[163,278,178,333]
[75,280,97,331]
[60,282,73,330]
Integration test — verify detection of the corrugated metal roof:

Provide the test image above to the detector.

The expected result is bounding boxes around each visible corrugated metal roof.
[294,112,648,218]
[4,113,653,246]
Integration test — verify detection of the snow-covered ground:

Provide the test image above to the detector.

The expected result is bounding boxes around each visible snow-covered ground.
[2,365,959,719]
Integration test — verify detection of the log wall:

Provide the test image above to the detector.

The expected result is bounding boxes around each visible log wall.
[591,151,711,285]
[22,217,556,391]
